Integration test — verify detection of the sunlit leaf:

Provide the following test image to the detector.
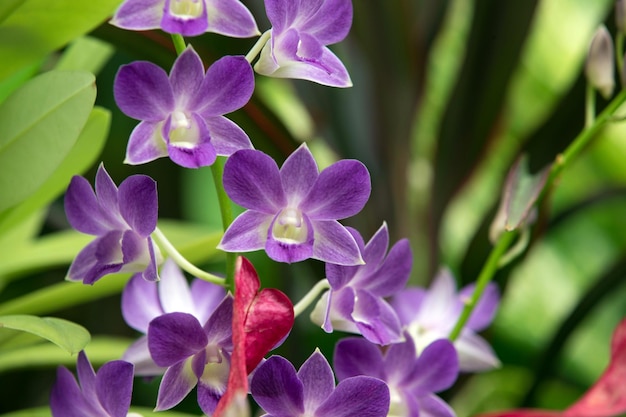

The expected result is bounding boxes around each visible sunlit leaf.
[0,0,21,24]
[55,36,114,75]
[0,315,89,354]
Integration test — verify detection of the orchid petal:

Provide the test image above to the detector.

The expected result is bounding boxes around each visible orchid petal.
[251,356,305,416]
[156,360,198,411]
[65,176,111,235]
[170,46,205,108]
[206,0,259,37]
[219,210,274,253]
[299,0,352,44]
[266,211,314,263]
[455,331,501,372]
[194,56,254,116]
[122,336,165,376]
[280,143,319,205]
[197,383,224,416]
[114,61,174,121]
[110,0,163,30]
[415,394,457,417]
[191,278,227,324]
[66,239,99,282]
[203,295,234,348]
[122,273,163,331]
[50,366,93,417]
[206,116,253,156]
[96,360,134,417]
[316,376,390,417]
[161,0,208,36]
[311,220,362,265]
[148,312,208,366]
[124,120,168,165]
[411,339,458,394]
[462,282,500,331]
[76,350,97,400]
[365,238,412,296]
[298,350,335,411]
[94,164,122,226]
[157,258,196,315]
[352,291,403,345]
[333,337,385,381]
[118,175,157,236]
[390,288,426,327]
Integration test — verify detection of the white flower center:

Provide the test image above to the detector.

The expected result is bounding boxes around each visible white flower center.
[199,346,230,394]
[169,0,204,19]
[168,111,199,148]
[272,208,308,244]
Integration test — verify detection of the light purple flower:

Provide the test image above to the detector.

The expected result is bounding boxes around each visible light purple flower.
[334,336,459,417]
[121,258,226,376]
[148,295,233,414]
[114,46,254,168]
[110,0,259,38]
[251,349,390,417]
[64,164,161,284]
[218,143,370,265]
[254,0,353,87]
[310,223,412,345]
[50,351,134,417]
[391,268,501,372]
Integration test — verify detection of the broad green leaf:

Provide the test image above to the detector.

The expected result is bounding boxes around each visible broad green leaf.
[0,70,96,213]
[0,210,45,249]
[0,315,90,354]
[0,0,121,81]
[55,36,114,75]
[0,0,21,24]
[0,107,110,235]
[0,60,41,104]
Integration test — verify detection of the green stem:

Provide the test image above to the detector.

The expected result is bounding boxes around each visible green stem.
[293,279,330,318]
[210,157,236,291]
[171,34,187,55]
[152,228,226,286]
[585,82,595,128]
[449,230,516,341]
[245,30,271,64]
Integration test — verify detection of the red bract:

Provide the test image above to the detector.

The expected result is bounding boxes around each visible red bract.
[477,318,626,417]
[214,256,294,417]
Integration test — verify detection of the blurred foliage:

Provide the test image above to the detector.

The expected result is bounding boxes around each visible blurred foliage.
[1,0,626,416]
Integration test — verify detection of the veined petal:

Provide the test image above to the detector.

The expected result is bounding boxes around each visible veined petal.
[206,0,260,38]
[298,350,335,412]
[382,337,418,387]
[94,164,122,227]
[455,331,501,372]
[122,272,163,331]
[416,395,457,417]
[194,56,254,116]
[203,295,234,348]
[170,45,205,107]
[364,238,412,296]
[123,336,165,376]
[143,236,161,282]
[191,279,227,324]
[148,312,208,366]
[76,351,97,400]
[299,0,352,45]
[251,356,305,416]
[118,174,158,236]
[301,159,370,220]
[50,366,93,417]
[96,360,134,417]
[219,210,273,252]
[410,339,458,394]
[390,288,426,327]
[161,0,208,36]
[264,0,299,33]
[110,0,163,30]
[205,116,253,156]
[66,239,99,282]
[352,290,403,345]
[197,383,225,416]
[418,269,461,328]
[333,337,385,381]
[114,61,174,121]
[316,376,390,417]
[223,149,286,211]
[156,360,198,411]
[158,258,196,315]
[354,224,389,281]
[280,143,319,205]
[125,121,169,165]
[311,220,362,265]
[65,176,111,235]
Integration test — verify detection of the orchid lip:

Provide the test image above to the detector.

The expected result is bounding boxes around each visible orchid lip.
[169,0,204,19]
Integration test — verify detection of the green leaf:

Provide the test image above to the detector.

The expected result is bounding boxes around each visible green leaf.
[55,36,114,75]
[0,0,122,81]
[0,0,21,24]
[0,315,90,354]
[0,107,110,235]
[0,70,96,213]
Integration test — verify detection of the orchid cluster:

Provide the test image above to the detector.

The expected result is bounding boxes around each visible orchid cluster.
[37,1,625,417]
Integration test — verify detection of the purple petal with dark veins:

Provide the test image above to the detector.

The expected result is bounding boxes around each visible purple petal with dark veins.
[194,56,254,117]
[354,224,388,282]
[299,0,352,45]
[218,210,273,252]
[264,0,298,34]
[50,366,94,417]
[65,176,111,235]
[197,382,224,416]
[118,174,157,236]
[297,350,335,412]
[316,376,389,417]
[410,339,458,394]
[76,351,97,400]
[156,360,198,411]
[142,236,160,282]
[301,159,370,220]
[110,0,163,31]
[279,143,319,205]
[333,337,385,381]
[203,295,234,348]
[352,290,403,345]
[223,149,286,212]
[251,355,305,416]
[381,337,418,387]
[311,220,362,265]
[206,0,259,37]
[364,238,412,297]
[161,0,208,36]
[148,312,208,366]
[122,273,163,332]
[415,394,457,417]
[114,61,174,121]
[170,46,205,108]
[167,134,217,168]
[125,121,168,165]
[191,279,227,324]
[96,360,134,417]
[94,164,122,227]
[205,116,253,156]
[66,239,99,282]
[123,336,165,376]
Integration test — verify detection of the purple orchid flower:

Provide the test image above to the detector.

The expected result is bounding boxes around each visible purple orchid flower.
[251,349,390,417]
[50,351,134,417]
[334,336,459,417]
[110,0,259,38]
[121,258,226,376]
[148,294,234,414]
[114,45,254,168]
[254,0,353,87]
[310,223,412,345]
[64,163,161,284]
[218,143,371,265]
[391,268,501,372]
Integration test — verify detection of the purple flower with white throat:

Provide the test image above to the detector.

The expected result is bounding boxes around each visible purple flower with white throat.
[391,268,501,372]
[122,258,226,376]
[251,349,390,417]
[254,0,353,87]
[111,0,259,38]
[148,294,234,414]
[64,163,161,284]
[334,336,459,417]
[310,223,412,345]
[218,143,370,265]
[114,46,254,168]
[50,351,134,417]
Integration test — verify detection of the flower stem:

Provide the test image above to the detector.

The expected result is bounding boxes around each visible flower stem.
[210,157,236,291]
[293,279,330,318]
[449,230,516,341]
[245,30,271,64]
[585,81,596,128]
[171,34,187,55]
[152,227,226,286]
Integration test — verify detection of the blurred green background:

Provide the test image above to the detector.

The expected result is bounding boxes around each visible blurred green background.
[1,0,626,416]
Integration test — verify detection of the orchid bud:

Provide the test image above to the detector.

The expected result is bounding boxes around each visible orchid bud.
[617,0,626,35]
[585,25,615,99]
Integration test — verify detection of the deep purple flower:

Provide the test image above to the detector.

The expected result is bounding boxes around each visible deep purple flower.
[251,349,390,417]
[391,268,501,372]
[310,223,412,345]
[218,144,371,265]
[64,164,161,284]
[255,0,353,87]
[114,46,254,168]
[148,295,234,414]
[121,258,226,376]
[334,336,459,417]
[50,351,134,417]
[110,0,259,38]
